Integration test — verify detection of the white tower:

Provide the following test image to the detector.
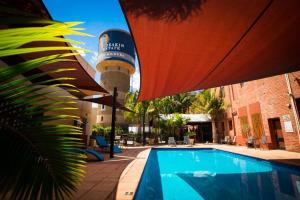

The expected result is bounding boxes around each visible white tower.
[96,29,135,126]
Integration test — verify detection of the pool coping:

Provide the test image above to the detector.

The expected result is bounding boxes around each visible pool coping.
[115,145,300,200]
[116,148,151,200]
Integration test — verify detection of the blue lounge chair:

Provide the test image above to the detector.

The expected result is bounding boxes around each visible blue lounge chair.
[75,148,104,161]
[95,136,122,153]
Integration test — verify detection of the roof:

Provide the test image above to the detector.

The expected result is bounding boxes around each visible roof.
[99,29,132,38]
[120,0,300,101]
[160,114,211,122]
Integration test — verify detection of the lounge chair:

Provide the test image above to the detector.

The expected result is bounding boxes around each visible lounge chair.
[183,136,189,145]
[260,135,267,150]
[95,136,122,153]
[246,136,253,148]
[247,136,258,149]
[232,136,236,145]
[228,136,236,145]
[221,136,230,144]
[168,137,176,146]
[76,148,105,161]
[158,138,166,144]
[126,139,134,146]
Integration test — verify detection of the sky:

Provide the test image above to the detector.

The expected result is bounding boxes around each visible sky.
[42,0,140,91]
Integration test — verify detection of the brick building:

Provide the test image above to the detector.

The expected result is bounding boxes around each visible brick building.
[217,72,300,152]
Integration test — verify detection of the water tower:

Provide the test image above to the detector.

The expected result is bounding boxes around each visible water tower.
[96,29,135,126]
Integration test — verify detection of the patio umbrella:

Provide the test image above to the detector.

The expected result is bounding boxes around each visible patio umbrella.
[79,95,134,112]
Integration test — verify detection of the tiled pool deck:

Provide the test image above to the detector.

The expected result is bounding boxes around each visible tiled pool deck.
[74,147,149,200]
[75,144,300,200]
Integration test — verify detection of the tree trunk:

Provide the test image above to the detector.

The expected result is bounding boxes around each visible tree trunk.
[212,120,218,143]
[142,111,146,146]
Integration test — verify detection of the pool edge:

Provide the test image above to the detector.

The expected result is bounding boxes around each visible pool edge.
[116,148,151,200]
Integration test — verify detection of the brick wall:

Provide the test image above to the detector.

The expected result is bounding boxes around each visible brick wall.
[222,72,300,152]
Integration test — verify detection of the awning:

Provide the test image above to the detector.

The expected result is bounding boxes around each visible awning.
[19,41,109,97]
[160,114,211,123]
[120,0,300,101]
[80,96,134,112]
[0,1,109,98]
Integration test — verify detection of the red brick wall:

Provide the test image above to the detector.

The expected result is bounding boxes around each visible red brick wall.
[222,72,300,152]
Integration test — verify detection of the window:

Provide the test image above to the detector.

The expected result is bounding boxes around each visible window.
[231,85,235,100]
[118,66,120,70]
[220,86,225,97]
[101,104,105,110]
[101,116,103,121]
[228,119,233,130]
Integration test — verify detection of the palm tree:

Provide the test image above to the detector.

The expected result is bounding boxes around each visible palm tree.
[124,91,150,145]
[147,98,162,142]
[173,93,195,113]
[190,90,225,143]
[124,91,139,124]
[0,9,89,199]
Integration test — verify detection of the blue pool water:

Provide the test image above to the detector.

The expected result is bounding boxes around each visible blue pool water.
[135,148,300,200]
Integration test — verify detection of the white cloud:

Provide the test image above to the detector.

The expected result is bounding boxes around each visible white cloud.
[73,45,86,57]
[92,95,100,108]
[92,103,98,108]
[131,72,140,91]
[90,52,98,64]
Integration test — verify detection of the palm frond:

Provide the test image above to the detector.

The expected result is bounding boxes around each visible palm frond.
[0,10,90,200]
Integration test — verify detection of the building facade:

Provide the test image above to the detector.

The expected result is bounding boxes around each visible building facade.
[217,72,300,152]
[96,29,135,126]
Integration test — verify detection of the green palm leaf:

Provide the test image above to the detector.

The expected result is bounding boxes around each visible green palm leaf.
[0,9,90,200]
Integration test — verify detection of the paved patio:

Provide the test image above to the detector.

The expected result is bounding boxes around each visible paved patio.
[73,147,149,200]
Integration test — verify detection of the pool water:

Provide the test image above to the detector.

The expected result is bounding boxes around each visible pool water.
[135,148,300,200]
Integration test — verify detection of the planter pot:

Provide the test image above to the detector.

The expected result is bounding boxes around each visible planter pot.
[90,138,96,147]
[189,138,194,145]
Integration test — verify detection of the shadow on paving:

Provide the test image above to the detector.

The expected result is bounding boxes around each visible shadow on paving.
[270,159,300,168]
[74,147,149,200]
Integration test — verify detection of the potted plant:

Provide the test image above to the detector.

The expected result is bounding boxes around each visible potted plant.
[188,131,196,145]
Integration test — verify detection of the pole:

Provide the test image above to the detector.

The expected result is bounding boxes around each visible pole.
[110,87,117,158]
[229,85,237,136]
[142,104,146,146]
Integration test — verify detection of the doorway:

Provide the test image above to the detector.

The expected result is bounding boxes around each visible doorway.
[268,118,285,149]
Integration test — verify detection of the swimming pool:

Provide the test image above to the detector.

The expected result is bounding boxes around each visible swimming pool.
[135,148,300,200]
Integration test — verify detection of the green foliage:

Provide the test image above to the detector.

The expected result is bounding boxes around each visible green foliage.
[190,90,225,118]
[92,124,124,138]
[153,93,195,114]
[0,12,89,199]
[92,124,105,135]
[159,113,189,137]
[240,116,250,138]
[187,131,196,137]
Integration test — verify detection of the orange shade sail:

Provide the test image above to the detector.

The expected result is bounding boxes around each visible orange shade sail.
[120,0,300,101]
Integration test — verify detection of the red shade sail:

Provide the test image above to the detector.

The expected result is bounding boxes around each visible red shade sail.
[120,0,300,101]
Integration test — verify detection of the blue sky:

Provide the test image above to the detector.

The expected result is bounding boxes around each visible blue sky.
[43,0,140,91]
